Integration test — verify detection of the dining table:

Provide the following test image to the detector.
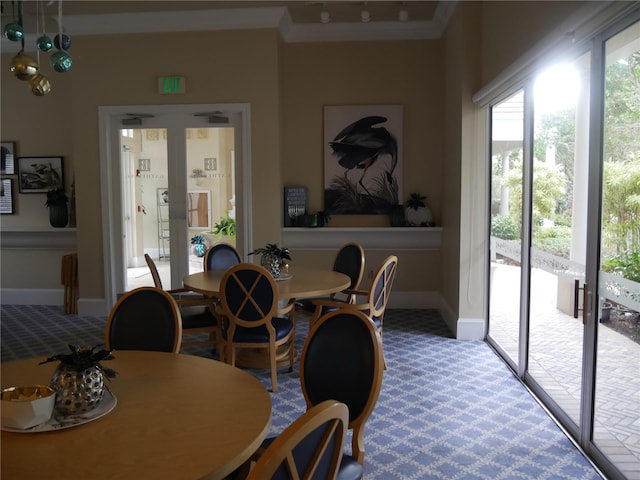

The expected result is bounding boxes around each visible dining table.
[1,350,271,480]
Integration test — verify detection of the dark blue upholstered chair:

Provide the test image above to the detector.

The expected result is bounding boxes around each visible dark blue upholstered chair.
[203,242,241,271]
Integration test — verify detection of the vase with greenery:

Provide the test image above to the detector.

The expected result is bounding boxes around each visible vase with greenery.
[405,192,434,227]
[45,188,69,228]
[249,243,291,278]
[191,234,206,257]
[40,344,116,416]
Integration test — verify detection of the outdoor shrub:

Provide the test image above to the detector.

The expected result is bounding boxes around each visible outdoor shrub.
[601,251,640,283]
[491,215,519,240]
[532,225,571,258]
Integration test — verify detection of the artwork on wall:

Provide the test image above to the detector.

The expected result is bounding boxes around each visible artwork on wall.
[17,156,64,193]
[323,105,403,214]
[0,178,15,214]
[1,142,16,175]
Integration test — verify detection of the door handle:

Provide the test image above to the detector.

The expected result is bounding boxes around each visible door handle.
[573,279,589,326]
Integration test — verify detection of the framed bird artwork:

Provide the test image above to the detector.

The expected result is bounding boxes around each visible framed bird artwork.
[323,105,403,214]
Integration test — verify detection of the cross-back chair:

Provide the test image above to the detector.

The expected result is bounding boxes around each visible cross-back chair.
[105,286,182,353]
[246,400,349,480]
[144,253,218,350]
[295,242,365,316]
[218,263,295,392]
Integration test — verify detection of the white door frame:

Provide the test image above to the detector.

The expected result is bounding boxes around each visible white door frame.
[98,103,252,311]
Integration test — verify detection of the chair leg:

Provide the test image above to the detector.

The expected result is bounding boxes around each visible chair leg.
[270,347,278,393]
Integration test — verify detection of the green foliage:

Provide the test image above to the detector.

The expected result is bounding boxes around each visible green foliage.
[406,192,426,210]
[503,159,565,227]
[491,215,519,240]
[532,225,571,258]
[601,251,640,283]
[249,243,291,261]
[212,216,236,238]
[601,159,640,256]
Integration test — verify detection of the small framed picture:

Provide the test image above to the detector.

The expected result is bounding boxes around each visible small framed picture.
[17,156,64,193]
[0,178,15,214]
[204,157,217,171]
[1,142,16,175]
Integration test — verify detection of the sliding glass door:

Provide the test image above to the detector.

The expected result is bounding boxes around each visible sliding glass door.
[487,15,640,480]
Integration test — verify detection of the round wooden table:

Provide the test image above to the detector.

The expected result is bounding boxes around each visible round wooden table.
[1,351,271,480]
[183,265,351,301]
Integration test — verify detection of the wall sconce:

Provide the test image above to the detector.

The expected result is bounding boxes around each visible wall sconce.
[360,9,371,23]
[399,9,409,22]
[320,9,330,24]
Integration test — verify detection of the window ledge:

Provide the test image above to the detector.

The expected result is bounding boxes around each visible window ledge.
[0,227,77,250]
[283,227,442,251]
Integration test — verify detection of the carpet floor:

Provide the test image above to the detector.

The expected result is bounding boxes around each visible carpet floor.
[0,305,604,479]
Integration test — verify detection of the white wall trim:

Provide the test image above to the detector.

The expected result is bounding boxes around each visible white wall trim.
[0,227,77,250]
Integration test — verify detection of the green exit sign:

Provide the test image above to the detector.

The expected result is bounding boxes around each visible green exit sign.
[158,76,186,94]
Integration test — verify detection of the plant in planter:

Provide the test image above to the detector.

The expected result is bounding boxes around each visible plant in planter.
[45,188,69,228]
[40,344,116,416]
[191,234,206,257]
[249,243,292,278]
[212,216,236,239]
[405,192,434,227]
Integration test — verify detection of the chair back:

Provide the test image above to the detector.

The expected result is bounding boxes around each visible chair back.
[219,263,278,329]
[300,310,384,464]
[105,287,182,353]
[204,243,241,271]
[144,254,163,289]
[368,255,398,320]
[333,243,365,291]
[247,400,348,480]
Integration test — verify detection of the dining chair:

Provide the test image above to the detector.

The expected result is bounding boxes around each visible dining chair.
[144,253,219,350]
[105,286,182,353]
[218,263,295,392]
[295,242,365,315]
[246,400,349,480]
[203,242,241,271]
[309,255,397,366]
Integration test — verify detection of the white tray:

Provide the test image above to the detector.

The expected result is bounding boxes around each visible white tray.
[1,390,117,433]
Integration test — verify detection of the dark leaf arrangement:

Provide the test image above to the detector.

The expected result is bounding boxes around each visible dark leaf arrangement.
[190,234,206,245]
[45,188,68,207]
[39,344,117,380]
[249,243,292,261]
[406,192,426,210]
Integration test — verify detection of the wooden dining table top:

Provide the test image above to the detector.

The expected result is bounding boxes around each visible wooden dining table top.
[1,351,271,480]
[183,265,351,300]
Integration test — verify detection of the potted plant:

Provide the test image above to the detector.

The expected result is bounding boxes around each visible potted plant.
[212,216,236,239]
[405,192,434,227]
[191,234,206,257]
[45,188,69,228]
[40,344,116,415]
[249,243,292,278]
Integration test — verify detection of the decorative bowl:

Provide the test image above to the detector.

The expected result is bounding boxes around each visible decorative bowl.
[1,385,56,429]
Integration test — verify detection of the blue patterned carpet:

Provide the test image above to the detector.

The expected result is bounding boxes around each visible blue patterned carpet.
[0,305,603,479]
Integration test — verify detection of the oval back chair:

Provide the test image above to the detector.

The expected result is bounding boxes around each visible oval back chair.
[105,287,182,353]
[204,242,241,271]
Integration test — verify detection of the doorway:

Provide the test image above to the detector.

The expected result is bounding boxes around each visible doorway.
[99,104,251,307]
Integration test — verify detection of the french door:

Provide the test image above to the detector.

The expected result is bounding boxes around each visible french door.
[487,15,639,480]
[99,104,251,306]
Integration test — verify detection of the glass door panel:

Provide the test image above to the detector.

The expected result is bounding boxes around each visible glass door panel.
[121,127,171,290]
[488,90,525,366]
[594,20,640,478]
[527,54,591,425]
[186,127,236,275]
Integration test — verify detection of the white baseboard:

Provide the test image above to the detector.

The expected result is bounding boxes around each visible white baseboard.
[1,288,63,306]
[456,317,486,340]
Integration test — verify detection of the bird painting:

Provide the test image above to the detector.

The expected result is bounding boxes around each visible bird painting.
[324,109,401,214]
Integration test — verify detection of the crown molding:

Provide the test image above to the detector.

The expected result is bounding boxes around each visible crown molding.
[2,3,456,53]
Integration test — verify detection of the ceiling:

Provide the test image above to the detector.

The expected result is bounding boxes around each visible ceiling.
[1,1,457,50]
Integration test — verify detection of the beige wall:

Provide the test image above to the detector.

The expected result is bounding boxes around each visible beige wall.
[1,1,588,318]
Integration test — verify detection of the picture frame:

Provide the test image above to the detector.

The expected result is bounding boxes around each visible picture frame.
[1,141,16,175]
[0,178,15,214]
[323,105,403,214]
[187,190,211,229]
[17,156,64,193]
